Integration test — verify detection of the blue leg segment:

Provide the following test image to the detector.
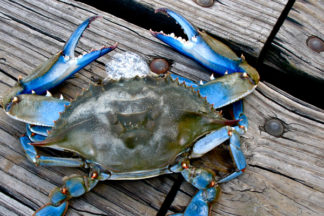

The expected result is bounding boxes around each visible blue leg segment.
[218,132,246,183]
[19,134,85,167]
[28,124,51,136]
[191,127,229,158]
[20,135,38,164]
[172,164,220,216]
[232,100,248,135]
[34,170,106,216]
[26,124,47,142]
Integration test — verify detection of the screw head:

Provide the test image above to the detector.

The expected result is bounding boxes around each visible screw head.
[193,0,214,7]
[264,118,284,137]
[306,36,324,53]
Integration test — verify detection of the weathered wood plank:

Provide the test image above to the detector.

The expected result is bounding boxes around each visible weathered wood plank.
[0,0,323,216]
[170,82,324,215]
[0,191,34,216]
[132,0,288,57]
[263,0,324,82]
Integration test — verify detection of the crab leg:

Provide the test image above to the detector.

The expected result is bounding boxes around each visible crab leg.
[34,169,109,216]
[218,131,246,183]
[20,135,85,167]
[28,124,51,136]
[232,100,248,135]
[26,124,47,142]
[172,162,221,216]
[189,126,247,181]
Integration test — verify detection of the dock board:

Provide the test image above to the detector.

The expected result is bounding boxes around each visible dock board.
[0,0,323,215]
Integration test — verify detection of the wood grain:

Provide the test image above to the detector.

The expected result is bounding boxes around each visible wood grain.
[263,0,324,82]
[132,0,288,57]
[0,0,323,216]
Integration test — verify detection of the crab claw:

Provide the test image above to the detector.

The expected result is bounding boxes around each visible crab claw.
[1,16,117,108]
[63,16,101,58]
[151,8,244,76]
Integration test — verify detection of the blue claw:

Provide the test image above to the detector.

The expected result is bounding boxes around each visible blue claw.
[75,44,117,71]
[155,8,197,39]
[26,124,47,142]
[4,17,117,100]
[63,16,100,57]
[152,9,244,75]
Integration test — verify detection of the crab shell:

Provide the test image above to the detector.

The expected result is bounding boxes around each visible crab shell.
[33,75,235,178]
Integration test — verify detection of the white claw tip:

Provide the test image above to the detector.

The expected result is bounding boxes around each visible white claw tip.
[12,97,19,103]
[60,94,64,100]
[31,90,36,94]
[199,80,204,85]
[210,74,215,80]
[46,91,52,97]
[225,70,228,75]
[191,36,197,42]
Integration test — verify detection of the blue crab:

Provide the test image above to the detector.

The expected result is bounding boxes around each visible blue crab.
[1,9,259,216]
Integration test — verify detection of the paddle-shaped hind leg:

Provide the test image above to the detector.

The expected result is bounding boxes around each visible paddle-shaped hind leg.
[171,163,221,216]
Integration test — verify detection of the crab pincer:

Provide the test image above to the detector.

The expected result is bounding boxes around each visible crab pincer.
[1,16,117,110]
[150,8,259,109]
[2,16,117,126]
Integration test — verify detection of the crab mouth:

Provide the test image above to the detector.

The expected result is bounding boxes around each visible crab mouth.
[150,8,199,46]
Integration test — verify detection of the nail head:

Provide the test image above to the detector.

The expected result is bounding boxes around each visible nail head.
[193,0,214,7]
[306,36,324,53]
[264,118,284,137]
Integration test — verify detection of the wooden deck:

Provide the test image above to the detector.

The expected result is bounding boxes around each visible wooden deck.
[0,0,323,215]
